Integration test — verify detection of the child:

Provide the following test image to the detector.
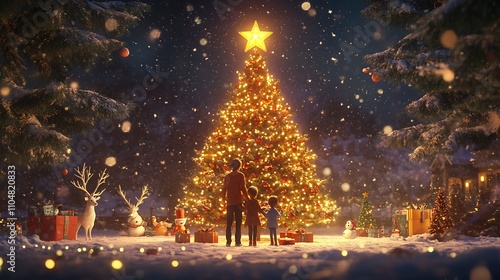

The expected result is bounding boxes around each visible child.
[244,186,261,246]
[263,195,281,246]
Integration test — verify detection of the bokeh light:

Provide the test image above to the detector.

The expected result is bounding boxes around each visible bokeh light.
[1,86,11,97]
[121,121,131,133]
[105,18,118,31]
[341,183,350,192]
[470,265,492,280]
[440,30,458,49]
[301,2,311,11]
[111,260,123,270]
[105,156,117,167]
[149,29,161,41]
[45,259,56,269]
[322,167,332,176]
[383,125,393,135]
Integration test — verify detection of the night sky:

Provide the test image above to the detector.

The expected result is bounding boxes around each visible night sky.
[114,0,418,135]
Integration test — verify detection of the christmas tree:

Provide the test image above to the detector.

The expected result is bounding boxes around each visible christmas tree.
[429,189,453,236]
[0,1,149,170]
[180,21,338,228]
[357,192,376,229]
[362,0,500,161]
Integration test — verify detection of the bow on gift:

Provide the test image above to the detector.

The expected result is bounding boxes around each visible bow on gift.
[199,225,214,232]
[295,228,306,234]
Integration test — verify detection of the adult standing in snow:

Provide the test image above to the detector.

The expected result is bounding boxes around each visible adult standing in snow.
[222,158,249,247]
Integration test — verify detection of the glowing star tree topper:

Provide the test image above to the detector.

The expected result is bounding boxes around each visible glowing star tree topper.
[238,20,273,52]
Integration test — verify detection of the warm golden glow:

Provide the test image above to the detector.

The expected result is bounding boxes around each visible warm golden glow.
[480,175,485,182]
[239,21,273,52]
[179,49,338,228]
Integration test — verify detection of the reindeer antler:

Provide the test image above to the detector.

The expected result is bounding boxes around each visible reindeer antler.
[93,169,109,196]
[117,185,133,209]
[71,163,93,197]
[134,186,149,208]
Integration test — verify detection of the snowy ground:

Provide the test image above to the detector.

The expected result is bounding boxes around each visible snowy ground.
[1,227,499,280]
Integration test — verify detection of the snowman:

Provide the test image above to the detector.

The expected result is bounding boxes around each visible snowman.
[343,220,357,239]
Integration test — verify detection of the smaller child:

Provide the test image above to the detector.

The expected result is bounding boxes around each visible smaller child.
[263,195,281,246]
[245,186,261,246]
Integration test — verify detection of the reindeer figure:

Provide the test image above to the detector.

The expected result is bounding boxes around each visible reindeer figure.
[118,185,149,237]
[70,164,108,241]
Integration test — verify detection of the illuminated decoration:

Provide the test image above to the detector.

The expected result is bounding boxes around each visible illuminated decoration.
[179,48,338,228]
[119,47,130,57]
[238,21,273,52]
[429,189,453,236]
[357,192,376,229]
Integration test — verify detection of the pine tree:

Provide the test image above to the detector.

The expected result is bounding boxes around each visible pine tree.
[0,1,149,170]
[357,192,377,229]
[363,0,500,160]
[180,49,338,228]
[429,188,453,236]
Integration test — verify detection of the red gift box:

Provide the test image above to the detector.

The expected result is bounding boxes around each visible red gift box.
[28,216,78,241]
[175,232,190,243]
[278,237,295,245]
[293,232,313,242]
[195,231,218,243]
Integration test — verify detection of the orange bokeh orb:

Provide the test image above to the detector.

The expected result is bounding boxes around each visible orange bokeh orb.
[371,74,381,83]
[119,47,130,58]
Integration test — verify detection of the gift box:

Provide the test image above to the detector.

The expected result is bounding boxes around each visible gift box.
[278,237,295,245]
[407,209,431,236]
[194,231,218,243]
[293,231,313,242]
[367,227,378,238]
[145,228,157,237]
[28,216,78,241]
[280,231,294,238]
[175,232,190,243]
[355,228,368,237]
[59,210,74,216]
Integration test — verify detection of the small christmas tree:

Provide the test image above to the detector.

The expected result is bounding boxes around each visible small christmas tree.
[357,192,376,230]
[429,189,454,236]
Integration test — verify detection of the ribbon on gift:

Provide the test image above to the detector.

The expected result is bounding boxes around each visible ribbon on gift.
[63,216,70,239]
[295,228,306,234]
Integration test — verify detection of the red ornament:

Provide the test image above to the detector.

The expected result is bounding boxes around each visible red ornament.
[371,74,381,83]
[61,168,68,176]
[119,47,130,58]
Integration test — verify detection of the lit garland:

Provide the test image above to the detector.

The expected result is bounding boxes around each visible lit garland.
[179,49,339,228]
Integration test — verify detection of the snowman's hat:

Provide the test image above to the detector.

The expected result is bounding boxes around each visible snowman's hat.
[347,220,356,230]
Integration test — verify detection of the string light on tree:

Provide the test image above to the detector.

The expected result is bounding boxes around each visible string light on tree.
[179,20,338,228]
